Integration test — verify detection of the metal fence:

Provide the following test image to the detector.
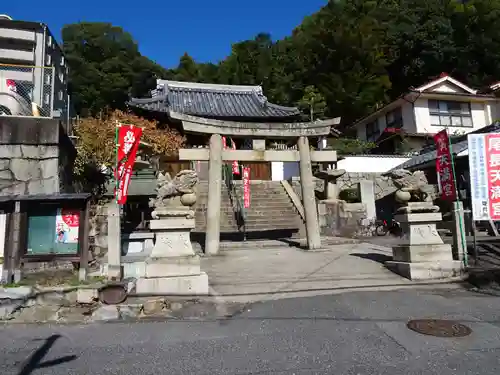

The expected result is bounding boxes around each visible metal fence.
[0,63,55,118]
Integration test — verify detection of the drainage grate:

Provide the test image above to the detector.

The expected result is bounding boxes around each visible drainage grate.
[407,319,472,338]
[99,285,127,305]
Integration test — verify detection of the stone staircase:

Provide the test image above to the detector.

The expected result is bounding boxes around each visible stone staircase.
[193,181,304,242]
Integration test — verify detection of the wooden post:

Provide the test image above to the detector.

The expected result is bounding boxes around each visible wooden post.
[78,199,90,281]
[9,201,23,283]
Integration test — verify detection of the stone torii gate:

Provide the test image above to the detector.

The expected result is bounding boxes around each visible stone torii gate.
[172,112,339,255]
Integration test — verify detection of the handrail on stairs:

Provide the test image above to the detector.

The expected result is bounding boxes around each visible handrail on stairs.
[223,162,247,240]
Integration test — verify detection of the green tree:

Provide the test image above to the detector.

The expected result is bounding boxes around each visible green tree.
[62,22,168,115]
[218,33,274,86]
[297,85,327,121]
[173,53,201,81]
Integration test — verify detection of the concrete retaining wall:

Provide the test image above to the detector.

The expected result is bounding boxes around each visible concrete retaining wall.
[0,117,75,196]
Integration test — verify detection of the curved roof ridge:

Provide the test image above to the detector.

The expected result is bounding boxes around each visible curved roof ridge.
[158,80,263,93]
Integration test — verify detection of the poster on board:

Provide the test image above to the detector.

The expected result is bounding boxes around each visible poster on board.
[55,208,80,244]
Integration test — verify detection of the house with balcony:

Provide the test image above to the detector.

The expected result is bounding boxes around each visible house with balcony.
[347,73,500,155]
[0,14,70,129]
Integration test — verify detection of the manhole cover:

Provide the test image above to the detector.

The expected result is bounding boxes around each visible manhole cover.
[99,285,127,305]
[407,319,472,338]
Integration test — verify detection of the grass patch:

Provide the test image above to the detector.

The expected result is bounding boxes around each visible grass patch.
[2,270,106,288]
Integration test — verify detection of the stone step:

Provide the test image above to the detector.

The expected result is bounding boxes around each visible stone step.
[195,209,297,216]
[195,202,295,210]
[195,211,298,222]
[197,224,300,232]
[193,181,301,240]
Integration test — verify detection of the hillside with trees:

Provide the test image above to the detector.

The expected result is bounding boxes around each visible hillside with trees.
[62,0,500,126]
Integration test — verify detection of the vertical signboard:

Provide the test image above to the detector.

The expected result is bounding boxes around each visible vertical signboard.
[434,129,457,200]
[468,133,500,220]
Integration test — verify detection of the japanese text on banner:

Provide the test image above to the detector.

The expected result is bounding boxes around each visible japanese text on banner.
[231,139,239,175]
[468,134,489,220]
[222,136,240,176]
[433,129,456,201]
[486,134,500,220]
[115,125,143,205]
[243,167,250,208]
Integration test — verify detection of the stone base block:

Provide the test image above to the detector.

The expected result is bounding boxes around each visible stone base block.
[145,256,201,277]
[392,244,453,263]
[385,260,465,281]
[151,230,195,257]
[135,272,209,296]
[122,262,146,279]
[107,265,122,281]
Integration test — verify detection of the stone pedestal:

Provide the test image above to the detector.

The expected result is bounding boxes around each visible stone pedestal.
[135,210,209,296]
[385,210,464,280]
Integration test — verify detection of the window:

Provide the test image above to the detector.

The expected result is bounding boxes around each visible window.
[45,53,51,65]
[47,35,52,47]
[366,121,380,141]
[429,100,472,127]
[44,93,50,105]
[58,90,64,101]
[386,108,403,128]
[59,72,64,83]
[60,56,65,66]
[44,74,51,85]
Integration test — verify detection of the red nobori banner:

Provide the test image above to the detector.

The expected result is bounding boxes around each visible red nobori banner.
[243,167,250,208]
[222,136,240,176]
[231,139,240,175]
[115,124,142,205]
[486,134,500,220]
[434,129,457,201]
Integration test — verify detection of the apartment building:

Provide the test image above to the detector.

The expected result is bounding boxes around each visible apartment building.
[0,14,69,127]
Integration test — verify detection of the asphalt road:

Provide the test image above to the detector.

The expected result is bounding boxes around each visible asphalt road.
[1,288,500,375]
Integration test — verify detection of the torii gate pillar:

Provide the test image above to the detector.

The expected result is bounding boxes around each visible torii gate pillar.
[205,134,223,255]
[298,136,321,249]
[173,112,340,255]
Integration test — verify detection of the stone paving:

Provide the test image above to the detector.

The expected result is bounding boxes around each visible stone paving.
[201,237,465,303]
[0,236,470,324]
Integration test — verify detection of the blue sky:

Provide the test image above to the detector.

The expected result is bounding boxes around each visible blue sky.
[3,0,327,68]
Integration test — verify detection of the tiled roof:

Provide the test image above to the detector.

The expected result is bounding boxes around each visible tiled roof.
[391,121,500,171]
[128,80,300,119]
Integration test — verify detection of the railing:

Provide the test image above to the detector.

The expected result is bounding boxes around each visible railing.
[223,163,246,240]
[0,63,55,117]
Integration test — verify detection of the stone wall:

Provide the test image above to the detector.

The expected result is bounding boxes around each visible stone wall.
[0,145,59,195]
[320,201,374,238]
[0,117,75,196]
[89,201,111,264]
[336,172,397,200]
